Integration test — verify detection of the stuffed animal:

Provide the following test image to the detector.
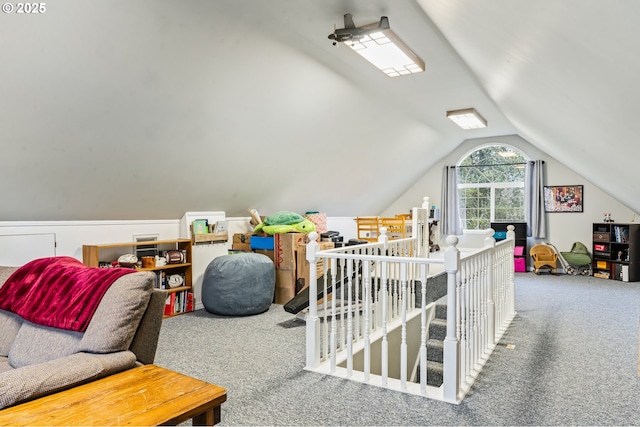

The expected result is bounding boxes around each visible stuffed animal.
[253,211,316,235]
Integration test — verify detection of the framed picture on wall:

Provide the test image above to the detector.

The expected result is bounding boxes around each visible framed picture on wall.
[544,185,583,213]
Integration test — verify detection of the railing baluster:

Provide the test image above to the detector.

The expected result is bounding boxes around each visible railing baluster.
[305,232,320,369]
[419,262,427,395]
[346,259,354,378]
[460,262,469,381]
[400,262,408,390]
[303,218,516,405]
[330,258,338,373]
[322,267,329,361]
[486,235,496,349]
[381,261,388,386]
[363,261,371,382]
[338,258,345,352]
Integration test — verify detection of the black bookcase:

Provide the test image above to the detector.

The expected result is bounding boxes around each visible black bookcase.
[492,222,528,271]
[592,223,640,282]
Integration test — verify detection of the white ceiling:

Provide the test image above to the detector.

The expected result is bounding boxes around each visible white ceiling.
[0,0,638,220]
[418,0,640,214]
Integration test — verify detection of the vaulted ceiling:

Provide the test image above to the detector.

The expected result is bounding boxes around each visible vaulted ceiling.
[1,0,638,220]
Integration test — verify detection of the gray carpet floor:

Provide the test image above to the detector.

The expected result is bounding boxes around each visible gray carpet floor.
[154,273,640,426]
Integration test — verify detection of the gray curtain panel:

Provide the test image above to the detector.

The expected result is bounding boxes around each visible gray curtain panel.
[441,165,462,237]
[525,160,546,238]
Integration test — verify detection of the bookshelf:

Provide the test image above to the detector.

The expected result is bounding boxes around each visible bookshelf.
[82,239,194,317]
[592,223,639,282]
[492,222,527,271]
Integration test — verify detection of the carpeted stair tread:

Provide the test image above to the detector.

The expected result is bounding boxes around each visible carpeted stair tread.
[426,338,444,362]
[426,360,444,387]
[428,318,447,341]
[434,304,447,320]
[414,360,444,387]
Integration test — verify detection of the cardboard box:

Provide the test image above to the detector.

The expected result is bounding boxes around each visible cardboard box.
[269,233,333,304]
[231,242,252,252]
[295,241,335,291]
[275,269,296,304]
[254,249,275,263]
[274,233,309,271]
[274,286,296,305]
[233,233,253,244]
[251,235,274,250]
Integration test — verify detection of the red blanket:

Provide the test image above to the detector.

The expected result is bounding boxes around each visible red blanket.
[0,256,136,332]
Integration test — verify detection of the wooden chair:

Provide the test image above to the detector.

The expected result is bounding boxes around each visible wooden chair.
[395,213,412,220]
[380,217,409,240]
[356,217,380,242]
[530,244,558,274]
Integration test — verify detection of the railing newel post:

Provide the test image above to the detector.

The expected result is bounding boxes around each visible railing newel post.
[378,227,389,252]
[443,235,461,403]
[485,230,496,347]
[507,225,516,317]
[305,232,320,369]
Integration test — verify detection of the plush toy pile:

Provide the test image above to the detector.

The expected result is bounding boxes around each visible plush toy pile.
[253,211,316,235]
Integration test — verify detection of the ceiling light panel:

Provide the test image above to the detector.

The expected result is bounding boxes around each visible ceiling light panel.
[347,29,425,78]
[446,108,487,129]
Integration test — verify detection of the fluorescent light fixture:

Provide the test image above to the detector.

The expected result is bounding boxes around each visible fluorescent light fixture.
[446,108,487,129]
[346,29,425,78]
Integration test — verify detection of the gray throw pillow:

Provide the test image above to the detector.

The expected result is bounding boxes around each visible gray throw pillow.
[79,272,154,353]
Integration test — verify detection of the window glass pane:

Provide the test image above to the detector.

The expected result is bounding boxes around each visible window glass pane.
[495,187,525,222]
[457,145,527,230]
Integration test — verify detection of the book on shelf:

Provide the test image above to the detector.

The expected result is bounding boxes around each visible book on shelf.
[611,263,627,281]
[186,292,194,312]
[164,293,176,316]
[213,220,229,233]
[154,271,168,289]
[192,219,208,235]
[163,290,193,316]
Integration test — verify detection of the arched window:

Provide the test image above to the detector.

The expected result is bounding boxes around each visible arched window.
[457,145,528,230]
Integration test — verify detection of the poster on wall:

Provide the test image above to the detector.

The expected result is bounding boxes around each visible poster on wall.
[544,185,583,212]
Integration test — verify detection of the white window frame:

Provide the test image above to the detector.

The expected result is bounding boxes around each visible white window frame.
[457,144,528,230]
[458,182,525,226]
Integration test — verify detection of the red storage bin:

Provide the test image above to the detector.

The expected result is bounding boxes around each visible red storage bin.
[514,257,526,272]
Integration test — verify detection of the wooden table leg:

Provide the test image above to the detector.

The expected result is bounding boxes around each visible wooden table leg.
[192,405,221,426]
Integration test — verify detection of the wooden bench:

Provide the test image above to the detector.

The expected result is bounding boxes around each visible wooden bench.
[0,364,227,426]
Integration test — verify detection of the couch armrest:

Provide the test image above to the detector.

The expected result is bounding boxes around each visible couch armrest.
[130,288,167,365]
[0,350,136,410]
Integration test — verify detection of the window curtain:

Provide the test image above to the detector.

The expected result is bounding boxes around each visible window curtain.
[525,160,546,238]
[441,165,462,236]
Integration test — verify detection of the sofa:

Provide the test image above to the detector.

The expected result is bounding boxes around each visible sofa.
[0,258,167,409]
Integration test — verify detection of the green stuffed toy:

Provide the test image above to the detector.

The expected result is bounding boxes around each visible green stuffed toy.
[253,211,316,235]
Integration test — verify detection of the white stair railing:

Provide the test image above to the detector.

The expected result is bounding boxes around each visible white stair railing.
[304,207,516,404]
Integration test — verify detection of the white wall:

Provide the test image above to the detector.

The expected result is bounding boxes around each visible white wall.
[384,134,638,257]
[0,215,358,308]
[0,220,181,266]
[0,216,358,266]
